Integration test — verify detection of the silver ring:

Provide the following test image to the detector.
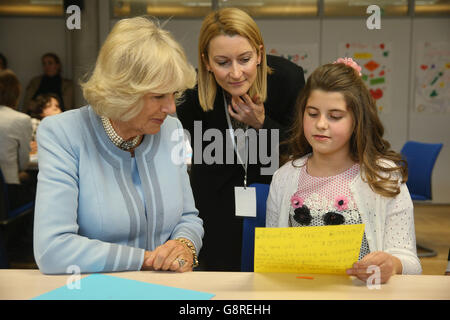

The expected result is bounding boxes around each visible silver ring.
[175,257,186,268]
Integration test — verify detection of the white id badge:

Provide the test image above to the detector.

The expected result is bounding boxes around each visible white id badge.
[234,186,257,217]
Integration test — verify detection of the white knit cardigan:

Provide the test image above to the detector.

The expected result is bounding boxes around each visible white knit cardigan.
[266,155,422,275]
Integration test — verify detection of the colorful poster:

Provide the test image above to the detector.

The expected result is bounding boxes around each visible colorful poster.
[267,43,319,76]
[339,42,392,114]
[415,42,450,113]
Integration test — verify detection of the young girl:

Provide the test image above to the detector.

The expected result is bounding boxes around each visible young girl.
[266,58,421,283]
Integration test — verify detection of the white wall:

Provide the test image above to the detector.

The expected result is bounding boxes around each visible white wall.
[409,18,450,203]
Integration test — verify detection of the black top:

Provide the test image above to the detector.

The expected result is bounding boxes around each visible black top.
[176,55,305,271]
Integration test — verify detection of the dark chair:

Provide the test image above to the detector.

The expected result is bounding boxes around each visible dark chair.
[241,183,270,272]
[401,141,443,258]
[0,169,35,267]
[0,169,34,223]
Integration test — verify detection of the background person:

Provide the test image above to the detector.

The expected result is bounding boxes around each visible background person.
[33,17,203,274]
[267,58,421,283]
[29,93,62,151]
[176,7,305,271]
[0,69,33,209]
[0,69,34,265]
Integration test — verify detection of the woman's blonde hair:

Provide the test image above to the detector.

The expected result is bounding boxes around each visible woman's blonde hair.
[81,16,196,121]
[198,7,271,112]
[284,63,407,198]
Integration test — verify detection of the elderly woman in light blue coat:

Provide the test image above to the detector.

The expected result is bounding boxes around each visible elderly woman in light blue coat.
[34,17,203,274]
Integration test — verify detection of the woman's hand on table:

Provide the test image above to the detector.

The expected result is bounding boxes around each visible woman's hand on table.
[346,251,402,284]
[141,240,193,272]
[228,94,265,129]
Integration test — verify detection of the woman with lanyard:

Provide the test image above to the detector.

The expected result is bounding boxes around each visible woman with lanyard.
[176,7,305,271]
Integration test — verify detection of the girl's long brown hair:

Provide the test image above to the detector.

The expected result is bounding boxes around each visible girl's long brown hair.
[283,63,407,198]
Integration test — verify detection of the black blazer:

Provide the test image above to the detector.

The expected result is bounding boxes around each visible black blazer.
[176,55,305,271]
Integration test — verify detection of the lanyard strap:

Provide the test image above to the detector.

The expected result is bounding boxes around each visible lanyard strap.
[223,93,249,188]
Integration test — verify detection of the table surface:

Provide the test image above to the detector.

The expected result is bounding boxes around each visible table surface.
[0,269,449,300]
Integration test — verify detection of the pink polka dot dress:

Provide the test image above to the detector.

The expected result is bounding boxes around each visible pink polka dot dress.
[289,161,370,261]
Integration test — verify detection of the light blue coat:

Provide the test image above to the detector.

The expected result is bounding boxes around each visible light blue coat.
[34,106,203,274]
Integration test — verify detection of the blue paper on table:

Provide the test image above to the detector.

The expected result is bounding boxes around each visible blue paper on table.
[32,274,215,300]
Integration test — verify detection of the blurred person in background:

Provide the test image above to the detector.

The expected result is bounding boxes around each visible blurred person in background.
[23,52,73,113]
[0,69,35,265]
[0,69,34,210]
[28,93,62,154]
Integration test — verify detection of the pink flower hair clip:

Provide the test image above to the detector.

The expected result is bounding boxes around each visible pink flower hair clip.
[333,57,362,76]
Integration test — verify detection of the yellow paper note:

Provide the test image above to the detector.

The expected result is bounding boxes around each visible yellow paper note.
[254,224,365,274]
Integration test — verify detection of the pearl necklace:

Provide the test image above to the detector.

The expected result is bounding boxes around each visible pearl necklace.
[101,116,141,151]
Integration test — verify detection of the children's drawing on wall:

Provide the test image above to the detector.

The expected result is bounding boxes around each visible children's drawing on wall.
[267,43,319,76]
[415,41,450,114]
[339,42,392,114]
